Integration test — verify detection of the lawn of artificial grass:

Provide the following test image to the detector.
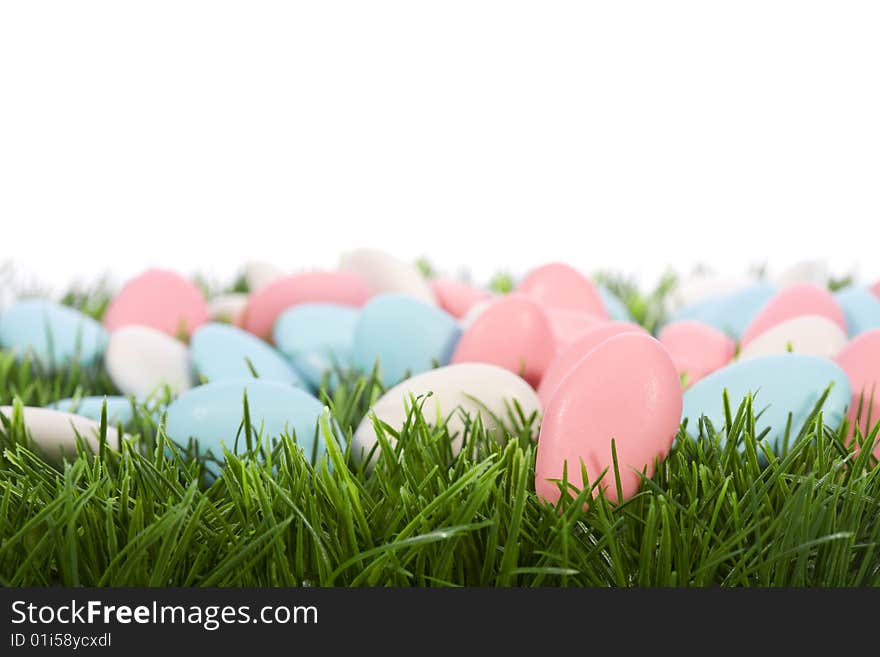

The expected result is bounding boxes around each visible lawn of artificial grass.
[1,272,879,587]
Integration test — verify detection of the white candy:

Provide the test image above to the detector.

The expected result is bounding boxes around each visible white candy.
[340,247,436,304]
[104,326,192,397]
[207,293,249,324]
[737,315,847,361]
[245,260,285,292]
[0,406,120,458]
[351,363,541,465]
[774,260,829,287]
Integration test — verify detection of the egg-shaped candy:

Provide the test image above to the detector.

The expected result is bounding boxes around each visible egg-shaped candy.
[245,260,285,293]
[340,248,435,304]
[105,325,192,397]
[658,321,735,388]
[681,354,850,451]
[273,304,359,389]
[834,330,880,457]
[50,395,134,425]
[103,268,208,337]
[517,263,607,317]
[352,294,460,387]
[737,315,847,361]
[537,321,646,406]
[207,293,249,326]
[544,310,605,348]
[0,406,121,459]
[535,333,682,504]
[451,295,555,387]
[0,299,107,367]
[430,279,490,319]
[667,283,776,339]
[351,363,541,465]
[190,322,303,386]
[834,287,880,337]
[164,379,327,465]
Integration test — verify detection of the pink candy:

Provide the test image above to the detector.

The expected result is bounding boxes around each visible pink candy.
[517,263,607,317]
[430,279,490,319]
[535,333,682,504]
[451,295,554,387]
[658,320,736,388]
[834,329,880,458]
[537,321,646,406]
[544,309,605,348]
[740,283,845,347]
[104,268,208,337]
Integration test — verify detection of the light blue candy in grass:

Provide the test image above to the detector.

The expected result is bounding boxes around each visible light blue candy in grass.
[834,287,880,336]
[273,304,359,389]
[50,395,134,425]
[189,322,304,387]
[353,293,461,387]
[164,379,327,473]
[668,282,776,338]
[0,299,107,367]
[681,353,850,451]
[597,285,632,321]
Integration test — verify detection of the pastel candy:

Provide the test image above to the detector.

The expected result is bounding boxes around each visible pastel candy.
[657,321,735,388]
[245,260,285,292]
[50,396,134,425]
[597,285,632,322]
[340,248,435,304]
[535,333,682,505]
[451,295,555,387]
[243,271,371,340]
[834,287,880,336]
[0,299,107,367]
[517,263,607,317]
[738,315,847,361]
[190,322,303,386]
[164,379,327,464]
[430,279,490,319]
[273,304,359,389]
[104,325,192,397]
[681,354,851,450]
[207,293,249,326]
[668,283,776,338]
[740,283,845,346]
[351,363,541,464]
[459,298,492,330]
[104,268,208,337]
[537,321,647,406]
[0,406,121,459]
[352,294,461,387]
[871,280,880,298]
[774,260,828,287]
[834,330,880,456]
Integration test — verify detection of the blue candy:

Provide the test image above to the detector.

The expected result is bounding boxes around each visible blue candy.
[681,353,851,450]
[273,304,359,389]
[834,287,880,337]
[353,294,461,386]
[164,379,327,467]
[189,322,303,387]
[0,299,108,367]
[51,395,134,425]
[668,282,776,338]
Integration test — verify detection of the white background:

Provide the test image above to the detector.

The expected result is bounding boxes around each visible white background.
[1,1,878,293]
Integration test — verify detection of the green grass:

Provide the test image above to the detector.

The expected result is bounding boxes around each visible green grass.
[1,273,879,587]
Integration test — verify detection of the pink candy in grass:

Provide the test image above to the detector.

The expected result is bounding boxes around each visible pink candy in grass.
[517,262,608,317]
[430,279,490,319]
[104,268,208,337]
[658,320,736,388]
[834,329,880,458]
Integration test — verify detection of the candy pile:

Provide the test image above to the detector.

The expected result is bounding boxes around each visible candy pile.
[1,249,879,504]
